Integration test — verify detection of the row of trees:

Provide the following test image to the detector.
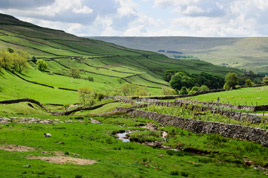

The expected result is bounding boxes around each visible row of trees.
[165,70,268,95]
[166,70,224,91]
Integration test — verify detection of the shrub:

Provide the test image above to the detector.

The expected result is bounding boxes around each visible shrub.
[87,76,94,82]
[263,76,268,85]
[179,86,188,95]
[69,68,80,78]
[245,79,254,87]
[162,87,176,95]
[36,59,48,71]
[189,86,199,94]
[199,85,209,91]
[224,72,238,90]
[121,83,149,96]
[78,87,96,106]
[0,49,29,73]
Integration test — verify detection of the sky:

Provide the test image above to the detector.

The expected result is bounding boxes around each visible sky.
[0,0,268,37]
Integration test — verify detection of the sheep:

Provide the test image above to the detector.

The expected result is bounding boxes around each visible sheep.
[44,133,52,137]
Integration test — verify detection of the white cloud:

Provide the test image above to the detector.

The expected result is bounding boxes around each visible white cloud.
[73,6,93,14]
[1,0,268,36]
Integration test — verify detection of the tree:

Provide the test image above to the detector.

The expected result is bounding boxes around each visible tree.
[263,76,268,85]
[134,86,149,96]
[170,72,194,91]
[12,53,29,73]
[36,59,48,71]
[189,86,199,94]
[179,86,188,95]
[69,68,80,78]
[0,49,29,73]
[78,87,95,106]
[245,79,254,87]
[199,85,209,91]
[121,83,136,96]
[223,72,238,90]
[0,50,13,70]
[162,87,176,95]
[121,83,149,96]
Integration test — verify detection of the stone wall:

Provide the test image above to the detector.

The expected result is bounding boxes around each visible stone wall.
[123,108,268,147]
[135,98,267,124]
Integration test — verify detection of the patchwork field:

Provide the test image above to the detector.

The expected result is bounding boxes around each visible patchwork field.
[0,13,267,178]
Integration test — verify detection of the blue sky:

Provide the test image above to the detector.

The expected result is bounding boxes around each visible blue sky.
[0,0,267,37]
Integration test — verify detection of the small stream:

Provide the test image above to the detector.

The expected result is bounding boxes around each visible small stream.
[116,131,135,142]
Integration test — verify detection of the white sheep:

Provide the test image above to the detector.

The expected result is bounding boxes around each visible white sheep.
[44,133,52,137]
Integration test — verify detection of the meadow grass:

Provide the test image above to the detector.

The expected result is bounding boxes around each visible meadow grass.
[187,86,268,105]
[0,114,267,178]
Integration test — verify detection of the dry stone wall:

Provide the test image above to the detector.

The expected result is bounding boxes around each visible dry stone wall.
[135,98,267,124]
[121,108,268,147]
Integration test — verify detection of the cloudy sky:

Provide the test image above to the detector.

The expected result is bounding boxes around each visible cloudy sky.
[0,0,268,37]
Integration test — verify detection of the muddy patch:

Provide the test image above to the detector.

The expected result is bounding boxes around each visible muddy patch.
[27,156,96,165]
[0,144,35,152]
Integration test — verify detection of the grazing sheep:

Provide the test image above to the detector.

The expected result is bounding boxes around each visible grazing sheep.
[44,133,52,137]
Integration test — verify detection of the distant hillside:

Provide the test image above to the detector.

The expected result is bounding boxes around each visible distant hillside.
[0,13,242,103]
[90,36,268,73]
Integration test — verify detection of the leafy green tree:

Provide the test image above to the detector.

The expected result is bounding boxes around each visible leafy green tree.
[0,50,13,70]
[162,87,176,95]
[245,79,254,87]
[12,53,29,73]
[179,86,188,95]
[170,72,194,91]
[223,72,238,90]
[262,76,268,85]
[78,87,95,106]
[36,59,48,71]
[199,85,209,91]
[164,70,179,82]
[122,83,136,96]
[134,86,149,96]
[0,49,29,73]
[189,86,199,94]
[69,68,81,78]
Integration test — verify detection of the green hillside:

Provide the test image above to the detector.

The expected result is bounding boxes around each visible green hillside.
[91,36,268,73]
[0,13,241,104]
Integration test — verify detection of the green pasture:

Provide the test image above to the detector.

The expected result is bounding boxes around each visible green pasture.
[188,86,268,106]
[0,114,267,178]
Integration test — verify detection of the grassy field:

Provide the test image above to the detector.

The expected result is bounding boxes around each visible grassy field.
[0,114,267,178]
[0,13,267,178]
[187,86,268,106]
[0,13,243,103]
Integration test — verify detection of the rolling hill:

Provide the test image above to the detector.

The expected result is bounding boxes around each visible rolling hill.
[0,13,241,104]
[91,36,268,73]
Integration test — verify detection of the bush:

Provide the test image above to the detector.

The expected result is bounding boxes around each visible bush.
[189,86,199,94]
[179,86,188,95]
[0,48,29,73]
[78,87,96,106]
[224,72,238,90]
[245,79,254,87]
[263,76,268,85]
[162,87,176,95]
[121,83,149,96]
[69,68,80,78]
[199,85,209,91]
[87,76,94,82]
[36,59,48,71]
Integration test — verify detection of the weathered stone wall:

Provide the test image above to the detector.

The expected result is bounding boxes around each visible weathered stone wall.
[124,109,268,147]
[135,98,267,124]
